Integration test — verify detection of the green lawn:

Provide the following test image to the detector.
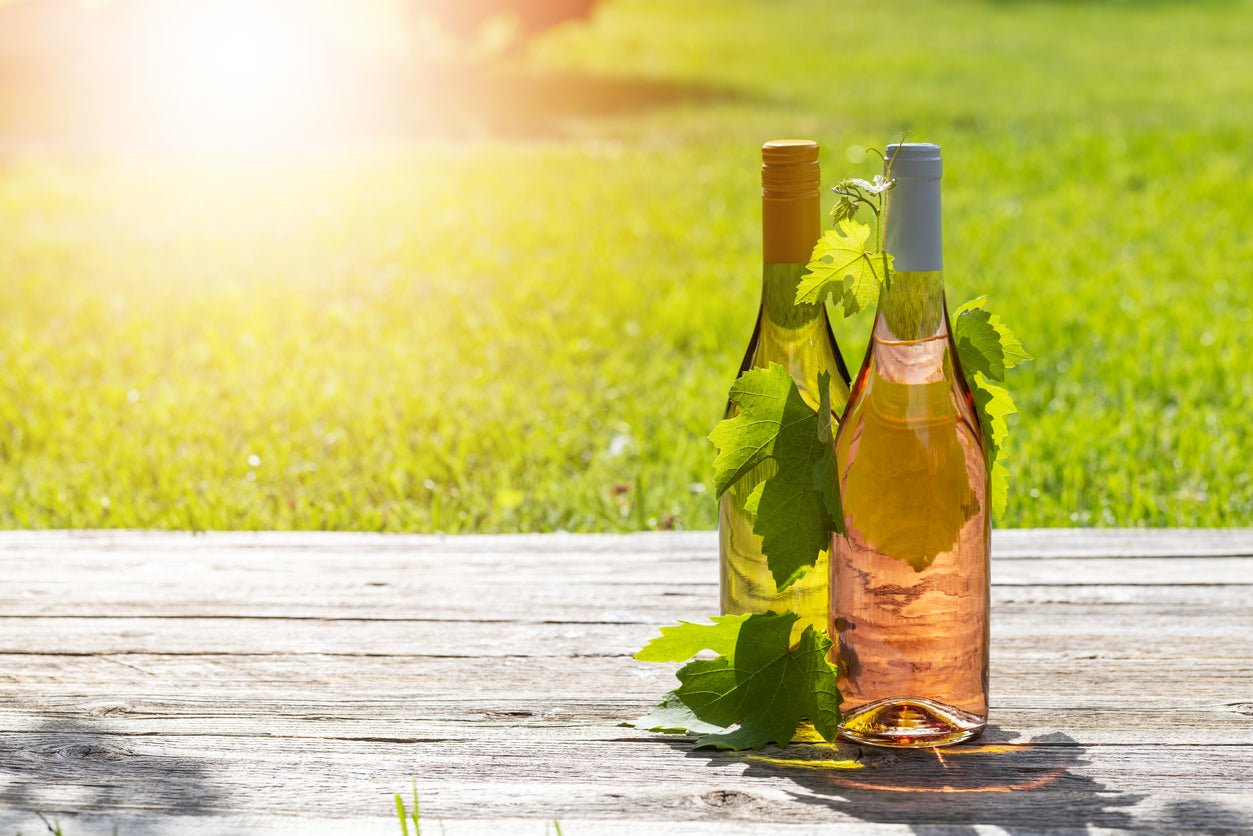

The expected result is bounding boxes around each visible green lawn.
[1,0,1250,530]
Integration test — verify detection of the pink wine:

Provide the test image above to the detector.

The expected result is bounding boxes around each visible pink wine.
[831,143,990,747]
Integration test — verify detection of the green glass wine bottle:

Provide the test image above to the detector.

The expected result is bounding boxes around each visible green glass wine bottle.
[719,140,852,635]
[832,142,990,747]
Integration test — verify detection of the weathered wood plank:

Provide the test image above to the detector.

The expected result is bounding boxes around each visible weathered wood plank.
[2,578,1250,621]
[1,730,1250,829]
[2,648,1251,705]
[3,527,1252,558]
[0,816,1015,836]
[1,606,1247,657]
[1,529,1249,624]
[3,580,1250,624]
[1,693,1249,745]
[0,816,1117,836]
[2,543,1249,582]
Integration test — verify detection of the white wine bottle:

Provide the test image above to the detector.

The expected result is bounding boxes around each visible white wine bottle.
[832,142,990,747]
[719,140,852,635]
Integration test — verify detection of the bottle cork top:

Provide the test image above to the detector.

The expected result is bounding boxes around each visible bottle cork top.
[885,142,942,180]
[762,139,820,195]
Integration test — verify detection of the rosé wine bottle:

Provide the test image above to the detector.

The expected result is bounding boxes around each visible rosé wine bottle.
[832,143,990,748]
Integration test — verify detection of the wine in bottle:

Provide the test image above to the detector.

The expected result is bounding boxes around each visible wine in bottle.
[831,143,990,747]
[719,139,852,635]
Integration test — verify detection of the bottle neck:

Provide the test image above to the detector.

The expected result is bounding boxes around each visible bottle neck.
[875,270,947,343]
[762,188,820,264]
[877,163,946,343]
[761,262,823,331]
[760,182,823,332]
[866,271,951,388]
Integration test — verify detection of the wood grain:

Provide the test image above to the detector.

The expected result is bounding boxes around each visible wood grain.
[1,529,1251,834]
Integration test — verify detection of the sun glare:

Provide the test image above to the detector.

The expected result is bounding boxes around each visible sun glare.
[5,0,513,153]
[138,1,331,149]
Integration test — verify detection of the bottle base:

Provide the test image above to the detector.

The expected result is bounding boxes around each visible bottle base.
[838,697,985,748]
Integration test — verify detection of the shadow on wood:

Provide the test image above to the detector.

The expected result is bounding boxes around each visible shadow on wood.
[1160,798,1253,833]
[677,728,1147,831]
[0,718,223,816]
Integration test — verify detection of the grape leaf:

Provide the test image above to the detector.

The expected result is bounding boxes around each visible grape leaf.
[989,459,1009,521]
[953,297,1029,519]
[631,692,729,736]
[953,306,1006,379]
[970,371,1017,517]
[953,296,1032,382]
[970,372,1013,452]
[708,364,809,497]
[709,365,842,592]
[752,371,842,591]
[742,480,765,515]
[812,373,842,526]
[630,612,842,750]
[795,219,892,316]
[634,614,750,662]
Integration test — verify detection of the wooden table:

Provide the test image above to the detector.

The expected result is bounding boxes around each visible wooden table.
[1,529,1250,834]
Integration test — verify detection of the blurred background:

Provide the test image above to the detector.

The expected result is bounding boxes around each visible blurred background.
[0,0,1249,531]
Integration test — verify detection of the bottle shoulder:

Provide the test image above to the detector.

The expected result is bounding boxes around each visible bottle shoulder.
[745,307,848,395]
[837,331,984,453]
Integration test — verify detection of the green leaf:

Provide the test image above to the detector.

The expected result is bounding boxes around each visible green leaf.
[795,219,891,317]
[812,371,842,527]
[742,480,765,515]
[629,612,841,750]
[971,372,1014,452]
[708,364,806,497]
[709,365,841,591]
[953,297,1030,519]
[750,371,842,592]
[634,614,750,662]
[674,613,841,750]
[953,296,1032,382]
[631,691,730,736]
[989,458,1009,521]
[953,305,1005,379]
[970,371,1018,517]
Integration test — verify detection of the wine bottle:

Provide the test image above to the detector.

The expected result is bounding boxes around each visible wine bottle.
[719,139,852,636]
[831,142,990,747]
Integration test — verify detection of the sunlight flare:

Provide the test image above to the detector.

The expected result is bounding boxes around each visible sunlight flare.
[139,0,331,147]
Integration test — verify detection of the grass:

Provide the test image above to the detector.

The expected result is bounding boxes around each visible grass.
[1,0,1250,530]
[396,778,421,835]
